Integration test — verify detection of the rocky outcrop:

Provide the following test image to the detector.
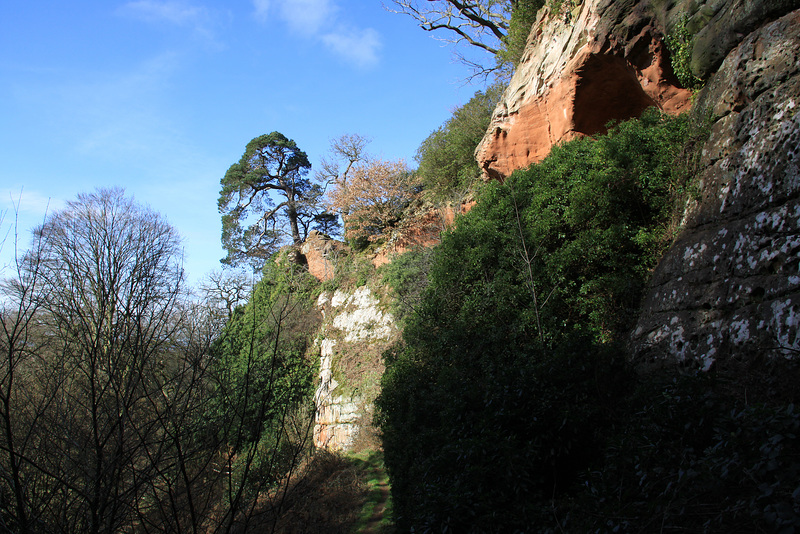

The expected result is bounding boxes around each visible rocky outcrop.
[475,0,692,181]
[472,0,800,367]
[371,199,474,267]
[314,286,398,450]
[300,230,349,282]
[688,0,800,79]
[631,9,800,367]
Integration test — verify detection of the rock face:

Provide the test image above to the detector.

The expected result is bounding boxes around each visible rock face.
[631,9,800,367]
[475,0,692,181]
[371,199,474,267]
[314,286,398,450]
[688,0,800,79]
[300,230,349,282]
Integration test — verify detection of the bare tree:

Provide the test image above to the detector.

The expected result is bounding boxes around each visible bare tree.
[386,0,543,80]
[0,188,321,533]
[387,0,510,53]
[386,0,513,78]
[316,134,372,189]
[327,158,418,243]
[24,188,185,533]
[0,203,49,534]
[199,268,253,320]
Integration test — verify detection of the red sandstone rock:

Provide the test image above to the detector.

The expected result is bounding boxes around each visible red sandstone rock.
[476,1,692,181]
[371,199,475,267]
[300,231,349,282]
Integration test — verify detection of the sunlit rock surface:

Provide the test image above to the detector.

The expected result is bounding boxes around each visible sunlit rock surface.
[300,230,349,282]
[475,0,691,181]
[314,286,397,450]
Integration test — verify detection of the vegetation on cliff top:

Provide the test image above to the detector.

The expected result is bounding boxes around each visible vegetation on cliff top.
[415,82,505,199]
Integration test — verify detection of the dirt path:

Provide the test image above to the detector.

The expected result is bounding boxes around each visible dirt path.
[360,477,391,534]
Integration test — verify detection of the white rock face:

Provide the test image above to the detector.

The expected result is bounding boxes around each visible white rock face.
[313,287,396,450]
[331,286,395,342]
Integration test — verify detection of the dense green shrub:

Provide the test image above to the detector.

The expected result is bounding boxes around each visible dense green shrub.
[561,370,800,532]
[380,246,435,321]
[415,83,505,199]
[417,108,694,346]
[376,109,716,531]
[378,107,798,532]
[208,260,320,452]
[378,337,630,532]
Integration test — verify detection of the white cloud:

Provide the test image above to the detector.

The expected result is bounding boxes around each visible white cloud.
[252,0,271,23]
[1,189,64,217]
[254,0,381,67]
[278,0,336,35]
[119,0,224,41]
[322,27,382,68]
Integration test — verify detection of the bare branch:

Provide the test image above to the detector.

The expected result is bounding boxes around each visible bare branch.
[385,0,511,70]
[316,134,371,187]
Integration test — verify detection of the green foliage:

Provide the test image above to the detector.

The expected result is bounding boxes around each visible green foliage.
[666,14,704,90]
[415,84,505,199]
[417,108,692,346]
[376,109,715,531]
[379,246,435,321]
[561,370,800,532]
[219,132,319,269]
[326,249,377,289]
[496,0,544,70]
[208,260,320,452]
[377,337,630,532]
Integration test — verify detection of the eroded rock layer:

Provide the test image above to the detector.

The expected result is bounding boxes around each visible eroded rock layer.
[313,287,397,451]
[631,10,800,366]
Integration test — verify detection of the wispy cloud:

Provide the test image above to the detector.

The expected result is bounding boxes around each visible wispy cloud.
[253,0,381,68]
[123,0,205,25]
[10,51,185,170]
[253,0,270,23]
[322,27,381,68]
[1,188,64,217]
[119,0,226,42]
[279,0,336,35]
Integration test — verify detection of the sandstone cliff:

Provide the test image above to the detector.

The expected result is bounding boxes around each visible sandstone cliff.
[477,0,800,368]
[631,9,800,367]
[475,0,693,180]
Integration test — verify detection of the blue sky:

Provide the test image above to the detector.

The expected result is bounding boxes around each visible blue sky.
[0,0,486,287]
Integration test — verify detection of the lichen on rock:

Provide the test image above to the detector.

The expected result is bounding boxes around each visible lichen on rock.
[631,9,800,367]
